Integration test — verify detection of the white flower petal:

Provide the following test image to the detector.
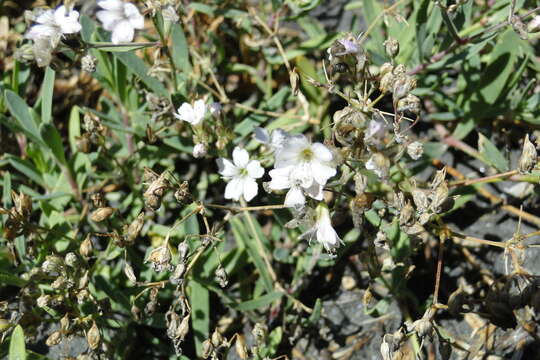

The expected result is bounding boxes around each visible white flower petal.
[96,10,121,31]
[284,186,305,207]
[316,219,341,251]
[311,143,333,162]
[26,24,57,40]
[311,161,336,186]
[217,158,238,178]
[304,182,323,200]
[98,0,124,11]
[192,99,206,125]
[225,177,244,201]
[246,160,264,179]
[268,167,293,190]
[111,20,134,43]
[242,178,258,202]
[232,147,249,168]
[176,102,195,123]
[35,10,55,25]
[124,3,144,29]
[53,6,67,23]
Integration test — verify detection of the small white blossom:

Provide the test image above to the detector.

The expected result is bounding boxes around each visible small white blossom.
[299,203,342,252]
[268,134,336,207]
[25,5,82,47]
[97,0,144,44]
[174,99,206,125]
[217,147,264,202]
[193,143,207,158]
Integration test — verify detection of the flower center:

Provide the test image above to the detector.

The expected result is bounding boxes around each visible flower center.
[300,148,314,161]
[239,167,249,177]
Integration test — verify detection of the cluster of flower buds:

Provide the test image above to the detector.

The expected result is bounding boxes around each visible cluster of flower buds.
[1,191,32,241]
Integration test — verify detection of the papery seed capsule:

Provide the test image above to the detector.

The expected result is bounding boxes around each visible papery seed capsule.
[81,54,97,73]
[170,263,186,285]
[80,234,93,258]
[37,294,51,308]
[64,252,78,267]
[518,134,537,174]
[235,334,248,359]
[42,256,64,274]
[86,321,100,350]
[90,207,115,222]
[124,262,137,283]
[211,328,224,347]
[379,62,393,76]
[176,314,190,340]
[60,314,70,333]
[46,331,62,346]
[177,241,189,262]
[379,72,394,93]
[202,339,214,359]
[215,266,229,288]
[78,270,89,289]
[407,141,423,160]
[125,212,145,244]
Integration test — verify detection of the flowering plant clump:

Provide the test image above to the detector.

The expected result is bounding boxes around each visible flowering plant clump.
[3,0,540,359]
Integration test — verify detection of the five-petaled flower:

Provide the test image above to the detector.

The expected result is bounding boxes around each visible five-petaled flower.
[299,203,342,252]
[97,0,144,44]
[174,99,207,126]
[25,5,82,48]
[217,147,264,202]
[268,134,336,207]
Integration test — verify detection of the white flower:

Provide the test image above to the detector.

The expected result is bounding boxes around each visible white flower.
[268,134,336,207]
[174,99,206,125]
[209,102,222,117]
[25,5,82,48]
[97,0,144,44]
[254,127,301,153]
[299,203,342,252]
[217,147,264,202]
[193,143,207,158]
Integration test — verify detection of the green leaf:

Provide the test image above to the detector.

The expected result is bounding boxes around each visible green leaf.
[0,272,27,287]
[113,52,168,97]
[171,24,192,74]
[478,133,509,172]
[236,291,283,311]
[68,106,81,153]
[40,123,67,166]
[9,325,26,360]
[91,43,152,52]
[189,280,209,356]
[40,67,55,124]
[4,90,43,146]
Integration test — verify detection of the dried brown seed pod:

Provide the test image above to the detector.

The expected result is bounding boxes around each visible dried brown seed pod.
[80,234,93,258]
[518,134,537,174]
[124,262,137,283]
[86,321,100,350]
[46,330,62,346]
[12,191,32,217]
[235,334,248,359]
[174,181,191,204]
[211,328,225,348]
[89,207,115,222]
[383,38,399,58]
[125,212,145,244]
[202,339,214,359]
[146,244,172,272]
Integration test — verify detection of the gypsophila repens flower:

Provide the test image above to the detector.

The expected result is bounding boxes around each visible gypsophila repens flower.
[174,99,206,126]
[25,5,82,47]
[268,133,337,207]
[97,0,144,44]
[299,203,342,252]
[217,147,264,202]
[193,143,207,158]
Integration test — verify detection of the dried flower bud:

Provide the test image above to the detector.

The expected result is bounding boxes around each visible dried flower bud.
[383,38,399,58]
[397,94,421,115]
[42,256,65,274]
[80,234,93,258]
[174,181,191,204]
[90,207,115,222]
[146,244,172,272]
[143,170,169,211]
[407,141,423,160]
[392,75,416,102]
[170,263,186,285]
[177,241,189,262]
[379,72,394,93]
[46,331,62,346]
[193,143,207,158]
[81,54,97,73]
[431,167,447,190]
[125,212,145,244]
[528,15,540,33]
[60,314,70,333]
[124,262,137,283]
[215,265,228,288]
[430,182,449,214]
[518,134,537,174]
[64,252,78,267]
[393,64,406,76]
[51,276,68,290]
[412,189,429,214]
[332,106,367,146]
[202,339,214,359]
[86,321,100,350]
[78,270,89,289]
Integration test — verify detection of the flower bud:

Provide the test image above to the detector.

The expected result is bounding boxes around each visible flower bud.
[383,38,399,58]
[90,207,115,222]
[14,44,35,63]
[379,72,394,93]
